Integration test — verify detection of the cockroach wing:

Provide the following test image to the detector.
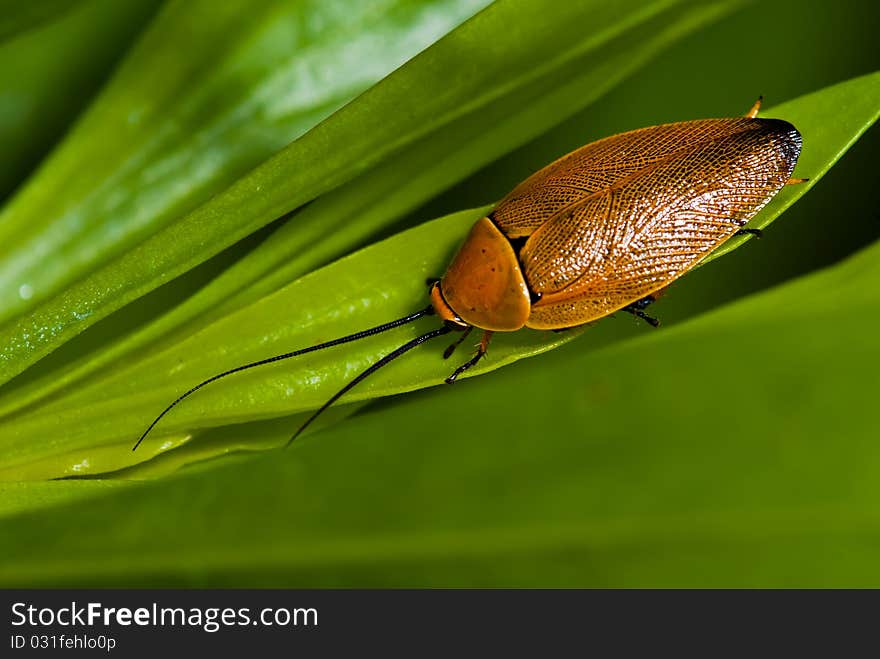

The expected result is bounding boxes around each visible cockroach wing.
[520,118,801,330]
[493,118,768,238]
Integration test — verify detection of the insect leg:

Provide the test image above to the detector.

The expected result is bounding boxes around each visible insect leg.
[622,295,660,327]
[745,96,763,118]
[735,179,808,240]
[443,325,474,359]
[626,309,660,327]
[445,331,494,384]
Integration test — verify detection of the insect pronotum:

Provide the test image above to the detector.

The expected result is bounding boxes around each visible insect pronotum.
[134,98,804,451]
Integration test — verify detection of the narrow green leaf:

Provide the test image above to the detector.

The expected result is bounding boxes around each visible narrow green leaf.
[2,230,880,586]
[0,0,739,420]
[0,0,491,364]
[1,206,583,478]
[0,0,162,199]
[0,481,133,517]
[0,0,738,387]
[1,71,877,481]
[0,0,84,42]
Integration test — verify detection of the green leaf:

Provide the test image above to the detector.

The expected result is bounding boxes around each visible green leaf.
[0,0,877,587]
[0,0,739,387]
[0,0,737,425]
[0,481,133,517]
[0,0,491,368]
[0,205,583,479]
[0,0,162,199]
[2,229,880,586]
[1,72,877,481]
[0,0,85,42]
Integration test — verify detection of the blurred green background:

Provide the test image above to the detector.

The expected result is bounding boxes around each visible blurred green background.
[0,0,878,586]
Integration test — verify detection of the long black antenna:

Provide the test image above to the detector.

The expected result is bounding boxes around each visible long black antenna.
[133,305,436,451]
[285,324,453,447]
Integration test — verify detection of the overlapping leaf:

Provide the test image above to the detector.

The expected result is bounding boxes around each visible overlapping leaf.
[2,204,880,586]
[0,0,739,388]
[0,0,738,430]
[0,0,878,588]
[0,0,85,42]
[1,72,877,481]
[0,0,162,198]
[0,0,492,372]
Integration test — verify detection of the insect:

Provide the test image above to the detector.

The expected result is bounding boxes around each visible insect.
[134,98,804,451]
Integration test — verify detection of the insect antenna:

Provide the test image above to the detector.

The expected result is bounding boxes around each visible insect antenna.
[133,304,437,451]
[285,323,454,447]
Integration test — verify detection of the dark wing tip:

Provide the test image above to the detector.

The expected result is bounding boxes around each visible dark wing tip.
[756,117,801,142]
[754,117,803,166]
